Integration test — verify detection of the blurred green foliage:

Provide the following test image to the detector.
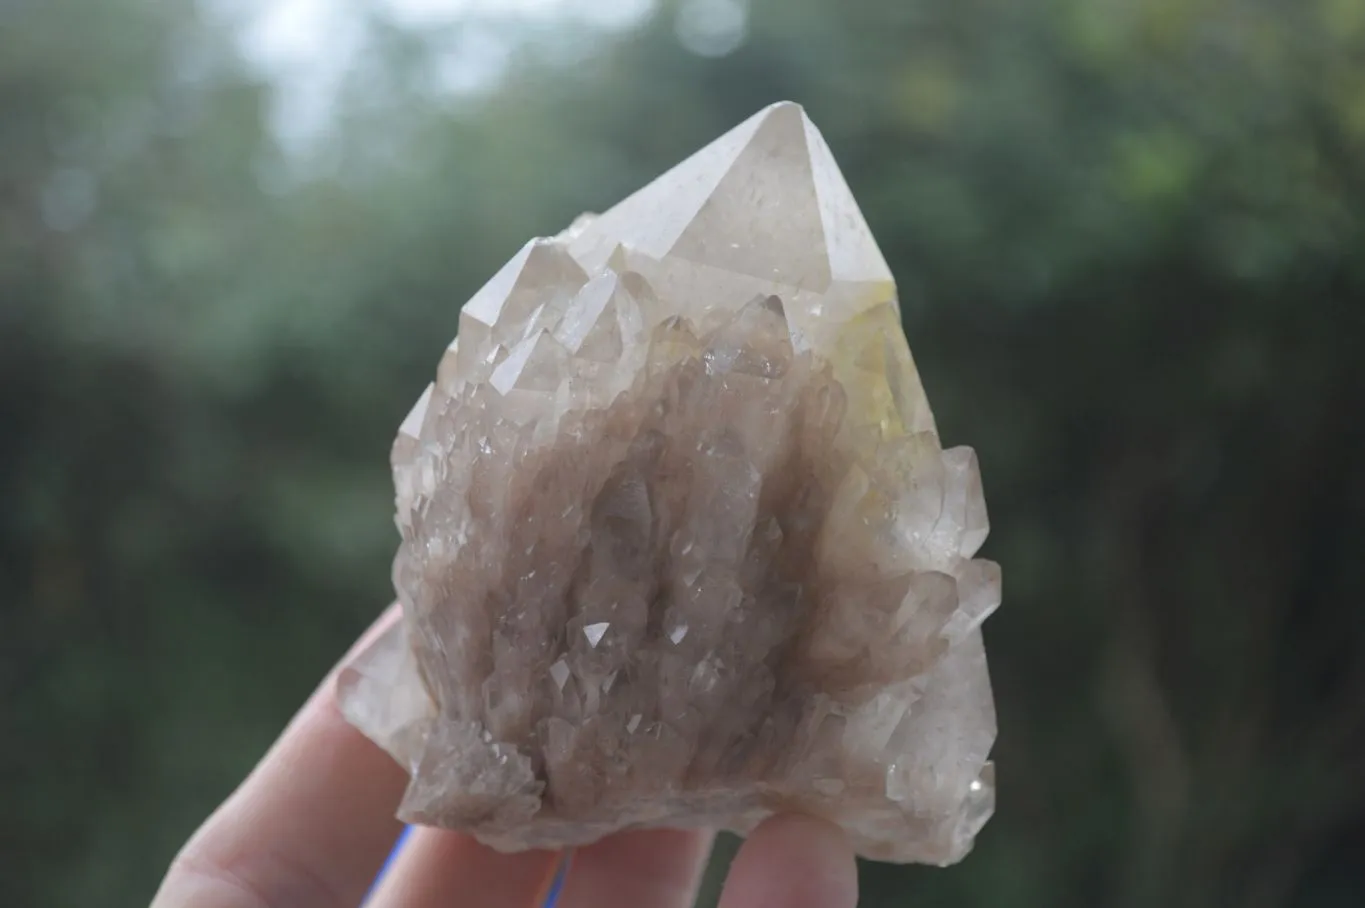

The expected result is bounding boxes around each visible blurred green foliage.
[3,0,1364,905]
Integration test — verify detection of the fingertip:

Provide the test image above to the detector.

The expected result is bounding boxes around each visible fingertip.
[718,814,858,908]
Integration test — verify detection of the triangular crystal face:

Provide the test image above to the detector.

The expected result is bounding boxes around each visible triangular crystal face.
[670,104,832,289]
[569,102,892,290]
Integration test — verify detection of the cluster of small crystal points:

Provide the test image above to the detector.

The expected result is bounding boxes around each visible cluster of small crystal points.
[338,102,1001,866]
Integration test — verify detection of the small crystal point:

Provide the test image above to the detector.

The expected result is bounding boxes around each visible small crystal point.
[549,659,571,691]
[392,382,435,466]
[443,239,589,387]
[489,330,569,395]
[341,102,1000,867]
[703,294,795,379]
[583,622,610,648]
[554,274,629,362]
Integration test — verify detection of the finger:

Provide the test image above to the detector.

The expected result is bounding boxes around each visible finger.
[557,828,715,908]
[717,814,858,908]
[365,827,557,908]
[152,605,410,908]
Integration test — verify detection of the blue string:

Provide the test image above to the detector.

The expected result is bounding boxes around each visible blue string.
[363,824,412,904]
[541,850,573,908]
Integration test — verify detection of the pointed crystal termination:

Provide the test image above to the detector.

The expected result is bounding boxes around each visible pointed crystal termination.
[339,101,1000,867]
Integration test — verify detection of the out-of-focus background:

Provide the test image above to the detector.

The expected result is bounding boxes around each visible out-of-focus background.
[3,0,1364,905]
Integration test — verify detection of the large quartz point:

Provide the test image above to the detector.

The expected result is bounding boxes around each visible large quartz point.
[339,101,1001,866]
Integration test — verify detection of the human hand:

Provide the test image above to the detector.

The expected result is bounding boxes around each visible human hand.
[151,605,860,908]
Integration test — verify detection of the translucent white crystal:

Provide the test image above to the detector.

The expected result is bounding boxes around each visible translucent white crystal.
[338,101,1000,866]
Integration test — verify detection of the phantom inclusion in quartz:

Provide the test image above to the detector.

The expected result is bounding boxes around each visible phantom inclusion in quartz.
[338,101,1001,865]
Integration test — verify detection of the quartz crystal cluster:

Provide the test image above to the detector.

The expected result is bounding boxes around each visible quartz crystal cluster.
[338,102,1001,866]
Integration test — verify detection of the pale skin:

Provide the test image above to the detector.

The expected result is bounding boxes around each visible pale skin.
[151,605,860,908]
